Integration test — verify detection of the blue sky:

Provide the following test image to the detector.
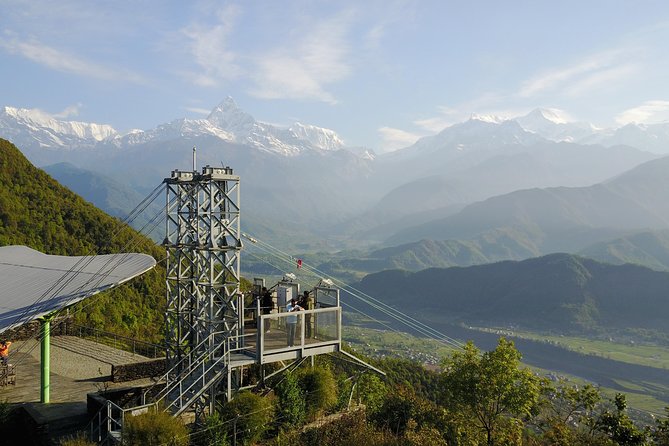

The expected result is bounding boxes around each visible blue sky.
[2,0,669,152]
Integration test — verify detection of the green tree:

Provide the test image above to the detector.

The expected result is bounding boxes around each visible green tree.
[595,393,647,446]
[371,386,452,442]
[440,338,541,446]
[275,371,306,427]
[533,379,603,444]
[653,407,669,445]
[355,373,387,413]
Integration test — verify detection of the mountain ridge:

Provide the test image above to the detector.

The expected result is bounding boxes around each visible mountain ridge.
[390,155,669,251]
[355,252,669,337]
[1,97,355,159]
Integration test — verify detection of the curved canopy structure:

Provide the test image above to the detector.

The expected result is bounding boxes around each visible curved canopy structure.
[0,245,156,334]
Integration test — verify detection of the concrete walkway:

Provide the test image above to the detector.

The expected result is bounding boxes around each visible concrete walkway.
[1,336,155,404]
[0,336,158,444]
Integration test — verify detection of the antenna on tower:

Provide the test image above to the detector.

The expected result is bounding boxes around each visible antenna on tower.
[192,147,197,172]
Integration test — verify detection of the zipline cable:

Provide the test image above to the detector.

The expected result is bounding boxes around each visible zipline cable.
[243,237,465,350]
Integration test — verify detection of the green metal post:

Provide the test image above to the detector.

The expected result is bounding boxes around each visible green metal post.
[40,316,51,403]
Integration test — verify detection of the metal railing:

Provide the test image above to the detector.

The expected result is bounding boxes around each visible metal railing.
[142,330,255,415]
[90,399,157,445]
[59,322,165,358]
[89,330,255,443]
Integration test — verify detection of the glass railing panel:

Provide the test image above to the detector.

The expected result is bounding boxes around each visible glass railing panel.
[260,308,340,354]
[311,309,338,344]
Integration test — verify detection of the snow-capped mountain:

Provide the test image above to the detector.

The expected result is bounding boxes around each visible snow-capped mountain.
[393,116,543,161]
[514,108,598,143]
[408,107,669,154]
[2,98,663,249]
[288,122,344,151]
[1,97,350,158]
[202,97,345,155]
[123,96,345,156]
[0,106,117,150]
[117,117,235,146]
[582,121,669,153]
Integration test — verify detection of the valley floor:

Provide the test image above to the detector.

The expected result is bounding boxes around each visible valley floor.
[345,322,669,417]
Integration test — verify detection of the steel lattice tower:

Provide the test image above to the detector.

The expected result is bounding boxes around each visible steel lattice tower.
[164,165,242,413]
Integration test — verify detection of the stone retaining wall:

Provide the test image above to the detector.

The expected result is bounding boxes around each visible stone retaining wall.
[111,358,166,382]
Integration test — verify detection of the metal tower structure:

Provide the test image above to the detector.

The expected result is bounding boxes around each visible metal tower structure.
[89,158,382,443]
[164,163,242,416]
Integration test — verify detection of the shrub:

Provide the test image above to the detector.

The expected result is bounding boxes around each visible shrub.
[0,400,12,428]
[59,433,96,446]
[218,391,273,445]
[300,412,402,446]
[194,411,230,446]
[123,409,189,446]
[298,366,338,417]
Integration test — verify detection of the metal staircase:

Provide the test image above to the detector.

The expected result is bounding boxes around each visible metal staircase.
[148,331,253,416]
[90,330,255,444]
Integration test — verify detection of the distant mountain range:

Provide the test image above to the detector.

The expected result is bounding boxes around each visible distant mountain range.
[391,155,669,249]
[317,229,669,282]
[5,102,668,157]
[1,99,666,250]
[355,252,669,338]
[0,97,367,158]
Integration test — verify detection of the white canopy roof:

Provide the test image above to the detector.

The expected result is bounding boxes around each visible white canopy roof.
[0,245,157,334]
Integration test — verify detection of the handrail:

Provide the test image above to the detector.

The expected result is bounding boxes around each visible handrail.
[90,398,135,445]
[148,331,254,409]
[154,332,255,415]
[93,329,257,441]
[160,345,230,414]
[61,321,165,358]
[143,330,228,398]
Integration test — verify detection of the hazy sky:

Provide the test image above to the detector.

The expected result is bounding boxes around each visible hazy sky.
[2,0,669,152]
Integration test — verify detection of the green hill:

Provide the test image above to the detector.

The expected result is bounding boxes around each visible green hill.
[356,252,669,339]
[579,230,669,270]
[318,235,536,279]
[0,138,165,342]
[322,229,669,280]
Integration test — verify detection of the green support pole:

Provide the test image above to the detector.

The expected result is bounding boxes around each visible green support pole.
[40,316,51,403]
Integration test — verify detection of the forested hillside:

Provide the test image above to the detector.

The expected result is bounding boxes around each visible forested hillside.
[0,138,165,341]
[356,252,669,338]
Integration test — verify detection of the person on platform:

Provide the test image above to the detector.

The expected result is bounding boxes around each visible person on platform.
[299,290,313,338]
[261,287,273,333]
[286,298,303,347]
[0,340,12,366]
